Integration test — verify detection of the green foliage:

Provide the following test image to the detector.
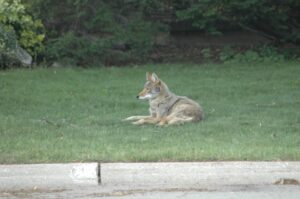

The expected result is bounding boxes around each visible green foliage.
[201,48,212,60]
[219,46,236,62]
[0,23,33,68]
[45,18,163,66]
[176,0,300,44]
[0,25,17,55]
[0,25,19,68]
[27,0,166,66]
[220,45,288,63]
[5,0,297,67]
[0,0,45,57]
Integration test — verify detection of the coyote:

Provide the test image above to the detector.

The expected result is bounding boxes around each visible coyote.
[123,72,203,126]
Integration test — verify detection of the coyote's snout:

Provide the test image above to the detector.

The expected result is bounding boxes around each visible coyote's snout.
[123,72,203,126]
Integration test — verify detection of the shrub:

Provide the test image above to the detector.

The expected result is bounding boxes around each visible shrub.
[27,0,166,66]
[176,0,300,45]
[220,45,288,63]
[0,0,45,55]
[0,25,22,68]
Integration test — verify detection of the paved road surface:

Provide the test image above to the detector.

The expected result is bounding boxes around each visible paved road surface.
[1,162,300,198]
[1,184,300,199]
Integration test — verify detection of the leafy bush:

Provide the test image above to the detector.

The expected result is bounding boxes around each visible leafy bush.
[0,25,32,68]
[0,25,17,68]
[201,48,212,60]
[13,0,298,67]
[176,0,300,45]
[45,18,163,66]
[220,45,288,63]
[26,0,166,66]
[0,0,45,61]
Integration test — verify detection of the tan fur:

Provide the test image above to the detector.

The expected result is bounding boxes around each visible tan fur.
[123,72,204,126]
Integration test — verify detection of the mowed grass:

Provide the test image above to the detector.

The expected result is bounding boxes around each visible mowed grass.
[0,61,300,163]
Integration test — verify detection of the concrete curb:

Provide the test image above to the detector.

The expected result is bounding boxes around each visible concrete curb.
[1,162,300,189]
[101,162,300,187]
[0,163,99,189]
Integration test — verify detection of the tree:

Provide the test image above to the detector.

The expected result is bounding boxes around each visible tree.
[176,0,300,44]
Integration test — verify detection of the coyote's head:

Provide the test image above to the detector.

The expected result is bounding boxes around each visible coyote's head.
[136,72,163,100]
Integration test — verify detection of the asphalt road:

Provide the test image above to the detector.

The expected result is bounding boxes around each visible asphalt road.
[1,184,300,199]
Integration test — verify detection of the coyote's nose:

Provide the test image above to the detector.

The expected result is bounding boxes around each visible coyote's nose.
[136,96,139,99]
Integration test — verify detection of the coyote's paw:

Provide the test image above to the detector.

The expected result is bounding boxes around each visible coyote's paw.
[132,120,144,125]
[155,122,167,127]
[155,119,168,127]
[122,116,136,121]
[122,116,151,122]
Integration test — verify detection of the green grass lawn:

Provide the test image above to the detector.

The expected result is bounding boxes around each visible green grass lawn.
[0,61,300,163]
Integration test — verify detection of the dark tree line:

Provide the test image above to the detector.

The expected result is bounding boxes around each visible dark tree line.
[1,0,299,67]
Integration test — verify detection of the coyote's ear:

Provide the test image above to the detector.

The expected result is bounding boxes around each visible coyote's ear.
[146,72,152,81]
[151,73,159,83]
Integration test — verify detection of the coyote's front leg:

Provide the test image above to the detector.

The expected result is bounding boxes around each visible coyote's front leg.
[132,117,159,125]
[122,115,152,121]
